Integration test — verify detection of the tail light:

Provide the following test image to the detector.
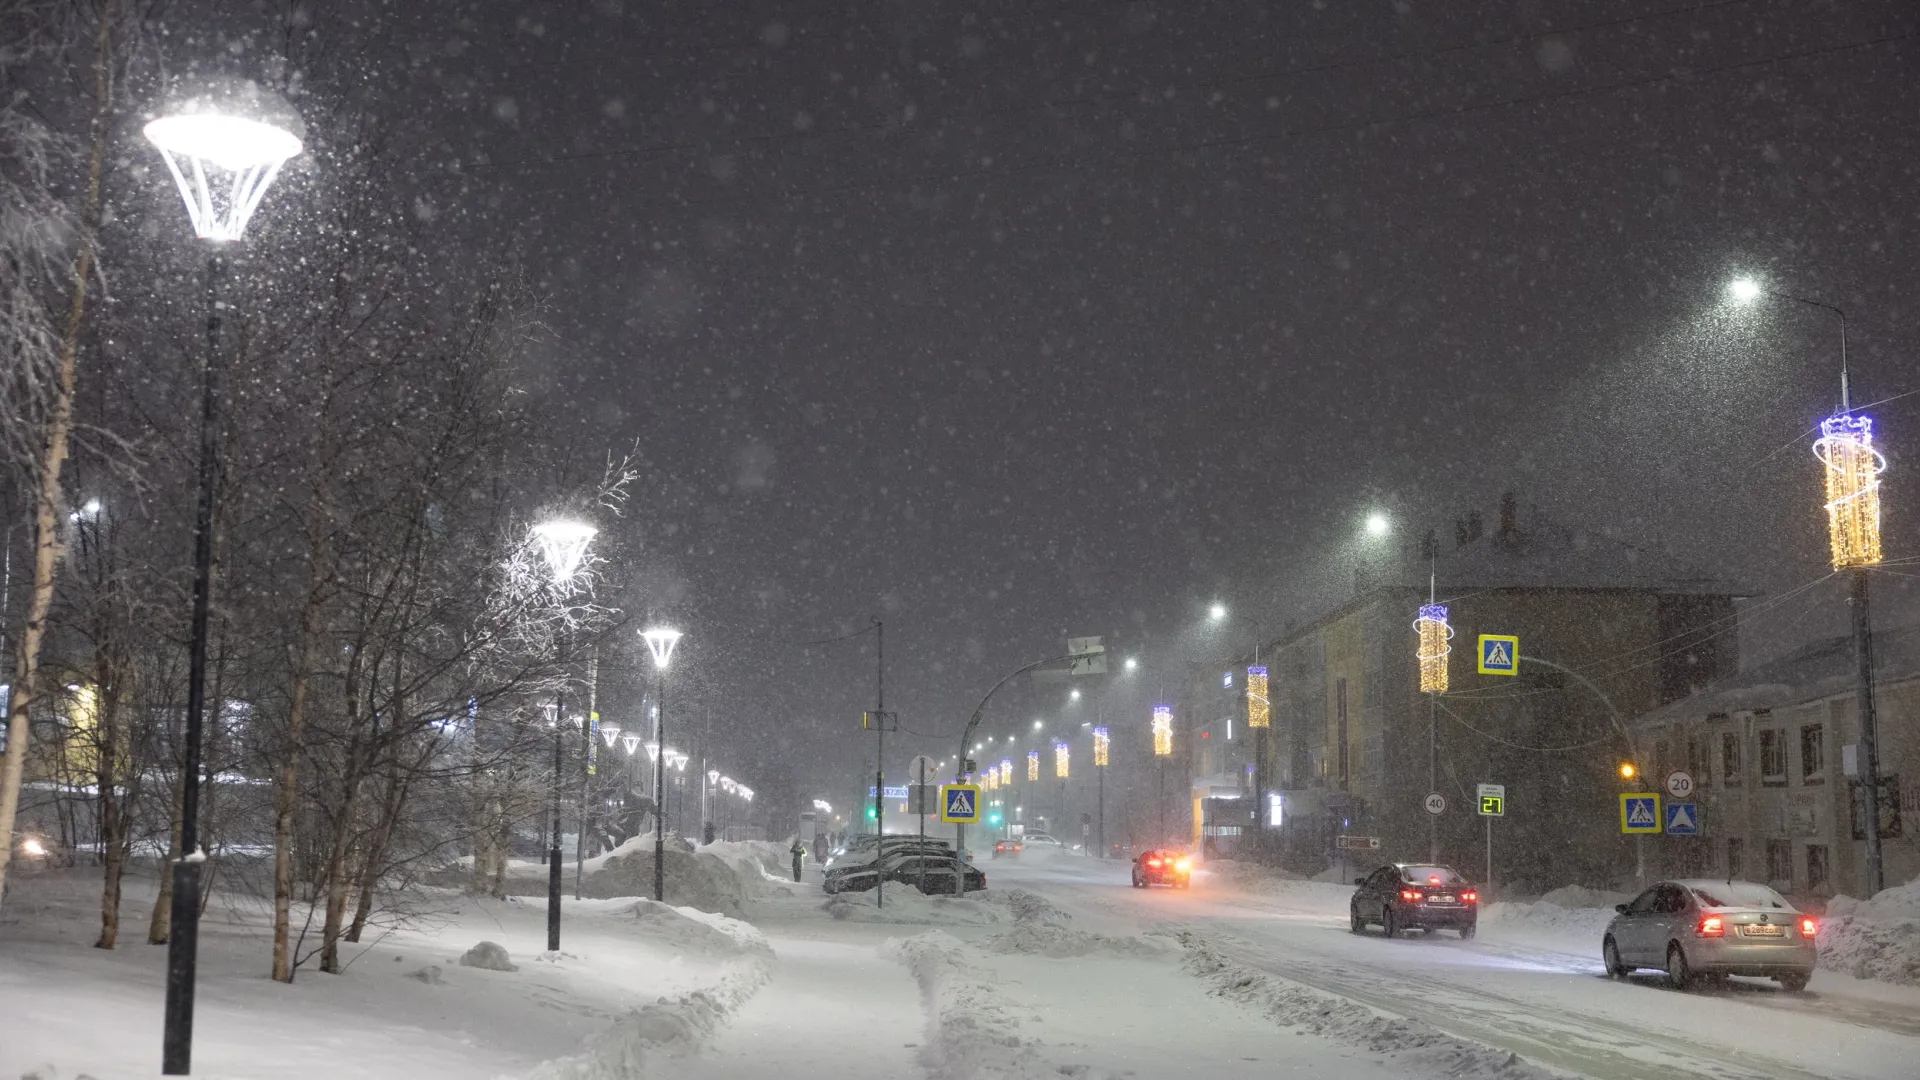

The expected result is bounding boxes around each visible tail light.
[1428,875,1442,884]
[1800,917,1817,936]
[1147,858,1162,868]
[1697,915,1724,937]
[1462,890,1478,903]
[1401,889,1421,902]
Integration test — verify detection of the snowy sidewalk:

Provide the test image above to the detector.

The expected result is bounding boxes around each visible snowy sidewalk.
[677,933,922,1079]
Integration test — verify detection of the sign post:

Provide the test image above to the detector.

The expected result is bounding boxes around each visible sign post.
[1477,783,1505,890]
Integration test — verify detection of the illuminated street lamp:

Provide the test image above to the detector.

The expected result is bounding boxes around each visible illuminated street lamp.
[146,77,304,1076]
[531,520,596,955]
[641,627,683,901]
[1729,275,1889,893]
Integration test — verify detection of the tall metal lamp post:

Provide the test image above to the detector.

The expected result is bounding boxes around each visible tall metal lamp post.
[532,520,596,951]
[144,78,304,1077]
[1731,277,1888,894]
[642,627,683,900]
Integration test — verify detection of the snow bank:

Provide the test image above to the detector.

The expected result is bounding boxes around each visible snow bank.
[523,906,773,1080]
[1478,900,1614,942]
[817,886,1001,926]
[700,839,791,884]
[982,889,1170,959]
[1177,932,1557,1080]
[1818,878,1920,986]
[492,839,762,916]
[1536,884,1633,909]
[888,931,1090,1080]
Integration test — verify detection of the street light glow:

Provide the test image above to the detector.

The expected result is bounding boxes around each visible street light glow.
[641,626,683,670]
[1070,688,1081,701]
[531,520,597,586]
[1033,719,1043,731]
[143,79,305,241]
[1124,657,1139,672]
[1365,512,1390,537]
[1728,277,1763,303]
[1209,603,1227,621]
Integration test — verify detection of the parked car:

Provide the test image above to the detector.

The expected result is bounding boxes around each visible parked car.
[824,835,956,869]
[993,839,1023,858]
[1130,849,1191,888]
[1602,879,1815,991]
[1350,863,1479,939]
[823,852,984,895]
[1021,833,1063,849]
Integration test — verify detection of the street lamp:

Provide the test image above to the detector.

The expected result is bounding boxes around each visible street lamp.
[1209,602,1227,621]
[531,520,595,955]
[146,77,303,1078]
[641,626,683,901]
[1365,512,1391,537]
[1728,274,1889,893]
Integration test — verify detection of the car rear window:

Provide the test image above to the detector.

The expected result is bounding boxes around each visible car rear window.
[1689,883,1791,909]
[1400,865,1467,885]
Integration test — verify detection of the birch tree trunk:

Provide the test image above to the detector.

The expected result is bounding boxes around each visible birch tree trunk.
[0,3,114,909]
[271,528,329,981]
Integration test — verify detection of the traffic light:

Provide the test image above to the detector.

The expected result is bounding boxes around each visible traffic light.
[987,810,1002,826]
[865,803,877,821]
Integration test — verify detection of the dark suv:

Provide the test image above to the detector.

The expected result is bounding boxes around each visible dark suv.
[1350,862,1479,939]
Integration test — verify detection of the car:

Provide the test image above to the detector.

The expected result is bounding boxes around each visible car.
[1350,863,1479,939]
[823,852,985,895]
[1131,849,1191,888]
[993,839,1023,858]
[824,835,955,869]
[1021,833,1063,849]
[1602,879,1816,991]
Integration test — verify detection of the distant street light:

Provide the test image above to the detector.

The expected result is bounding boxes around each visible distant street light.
[641,626,683,901]
[1209,602,1227,621]
[1124,657,1139,672]
[146,77,304,1078]
[1365,512,1391,537]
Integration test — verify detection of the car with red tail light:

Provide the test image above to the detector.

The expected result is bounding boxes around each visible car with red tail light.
[1602,879,1816,991]
[1131,849,1191,888]
[1350,863,1479,939]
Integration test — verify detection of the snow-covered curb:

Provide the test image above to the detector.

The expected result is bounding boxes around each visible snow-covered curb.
[1176,932,1555,1079]
[521,906,775,1080]
[1819,881,1920,986]
[888,931,1049,1079]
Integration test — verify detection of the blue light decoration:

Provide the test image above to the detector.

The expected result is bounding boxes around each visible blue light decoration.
[1414,602,1452,694]
[1814,412,1886,569]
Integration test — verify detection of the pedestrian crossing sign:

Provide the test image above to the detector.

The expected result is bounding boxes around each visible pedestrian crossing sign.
[1620,793,1661,834]
[1477,634,1520,675]
[939,783,981,823]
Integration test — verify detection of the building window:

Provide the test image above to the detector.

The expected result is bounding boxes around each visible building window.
[1800,724,1824,784]
[1688,736,1711,787]
[1725,837,1743,878]
[1759,729,1787,786]
[1806,844,1829,890]
[1765,838,1792,886]
[1335,677,1349,791]
[1721,732,1742,787]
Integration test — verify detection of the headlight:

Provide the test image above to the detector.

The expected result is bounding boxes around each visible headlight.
[22,837,46,857]
[1174,858,1191,872]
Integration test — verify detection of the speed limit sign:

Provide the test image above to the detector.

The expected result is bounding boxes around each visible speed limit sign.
[1666,771,1695,801]
[1424,792,1446,816]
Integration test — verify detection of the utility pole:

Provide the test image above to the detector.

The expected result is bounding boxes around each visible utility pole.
[874,619,884,909]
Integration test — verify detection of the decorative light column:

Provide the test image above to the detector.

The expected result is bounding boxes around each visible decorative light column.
[1152,704,1173,845]
[641,627,683,901]
[1414,600,1451,861]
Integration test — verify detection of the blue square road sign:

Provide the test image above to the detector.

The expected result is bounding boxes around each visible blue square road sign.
[1665,801,1700,835]
[939,783,981,823]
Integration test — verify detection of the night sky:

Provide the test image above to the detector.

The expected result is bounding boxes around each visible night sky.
[363,0,1920,799]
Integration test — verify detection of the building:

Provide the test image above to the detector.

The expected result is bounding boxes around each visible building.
[1185,497,1742,889]
[1631,624,1920,900]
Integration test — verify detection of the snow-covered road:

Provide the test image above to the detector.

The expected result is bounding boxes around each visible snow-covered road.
[986,854,1920,1080]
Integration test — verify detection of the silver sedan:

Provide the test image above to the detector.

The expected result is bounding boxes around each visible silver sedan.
[1602,879,1816,991]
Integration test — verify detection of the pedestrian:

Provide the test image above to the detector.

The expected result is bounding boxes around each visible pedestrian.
[790,838,807,882]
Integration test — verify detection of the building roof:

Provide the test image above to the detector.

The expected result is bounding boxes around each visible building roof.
[1637,622,1920,725]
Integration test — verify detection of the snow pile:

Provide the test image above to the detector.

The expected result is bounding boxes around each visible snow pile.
[1818,879,1920,986]
[493,838,762,915]
[1536,884,1633,909]
[524,906,773,1080]
[1478,899,1614,942]
[982,889,1169,959]
[818,885,1001,926]
[457,940,518,972]
[1178,931,1556,1079]
[700,838,792,885]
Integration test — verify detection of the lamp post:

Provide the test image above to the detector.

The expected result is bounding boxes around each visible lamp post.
[531,520,595,952]
[1730,276,1887,894]
[706,767,720,841]
[641,627,682,901]
[145,78,303,1077]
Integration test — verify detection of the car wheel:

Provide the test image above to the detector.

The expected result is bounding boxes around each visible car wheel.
[1777,972,1810,993]
[1351,906,1366,934]
[1458,923,1476,940]
[1382,907,1399,939]
[1602,937,1627,978]
[1131,871,1142,888]
[1665,942,1694,991]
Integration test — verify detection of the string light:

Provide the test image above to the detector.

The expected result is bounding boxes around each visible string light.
[1028,750,1040,781]
[1814,413,1886,569]
[1246,666,1270,728]
[1414,603,1452,694]
[999,758,1013,785]
[1093,726,1110,767]
[1054,740,1069,779]
[1152,705,1173,757]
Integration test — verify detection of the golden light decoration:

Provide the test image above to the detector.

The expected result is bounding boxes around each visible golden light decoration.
[1814,413,1886,569]
[1054,740,1069,779]
[1413,603,1452,695]
[985,769,999,791]
[1246,665,1270,729]
[1028,750,1040,781]
[1093,725,1110,767]
[999,758,1013,785]
[1152,704,1173,757]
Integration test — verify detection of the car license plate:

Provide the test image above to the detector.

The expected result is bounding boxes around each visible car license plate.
[1741,924,1785,937]
[1429,894,1455,904]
